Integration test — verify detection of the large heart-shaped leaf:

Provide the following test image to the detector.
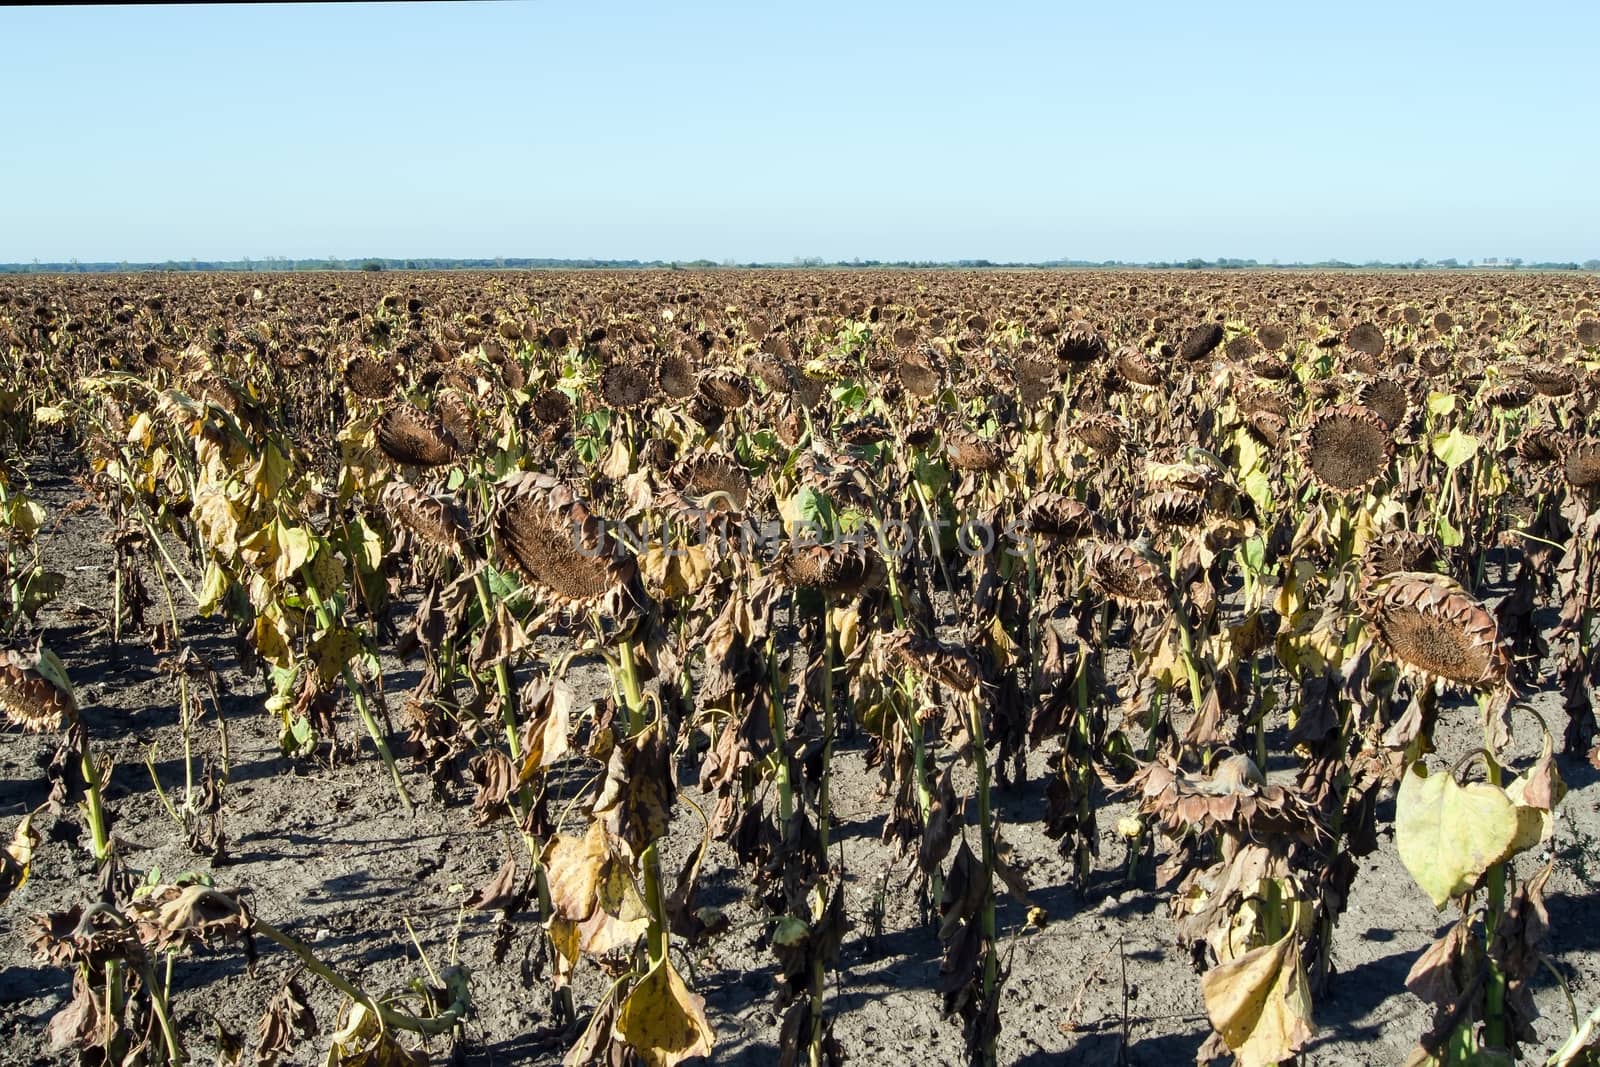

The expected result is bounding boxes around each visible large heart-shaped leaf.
[1395,761,1520,909]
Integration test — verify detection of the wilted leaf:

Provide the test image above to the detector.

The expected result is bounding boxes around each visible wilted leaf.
[255,974,316,1066]
[323,1001,427,1067]
[612,958,714,1067]
[309,626,361,685]
[1395,761,1520,909]
[0,814,37,906]
[1200,931,1314,1067]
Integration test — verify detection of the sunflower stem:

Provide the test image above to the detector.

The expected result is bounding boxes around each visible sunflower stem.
[302,567,412,816]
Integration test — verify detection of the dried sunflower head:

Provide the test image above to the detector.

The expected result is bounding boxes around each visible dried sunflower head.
[697,368,752,410]
[1113,346,1164,391]
[657,348,698,398]
[944,426,1008,473]
[748,348,794,396]
[527,387,573,434]
[1480,381,1534,411]
[670,452,751,513]
[1256,324,1288,352]
[1248,355,1293,382]
[1071,413,1126,458]
[897,351,942,398]
[1245,410,1289,448]
[375,404,457,468]
[1300,404,1393,494]
[1565,437,1600,490]
[380,481,470,556]
[1521,362,1577,398]
[1085,541,1171,608]
[1352,376,1413,432]
[0,647,77,732]
[1178,322,1224,362]
[1514,428,1563,465]
[1362,529,1441,578]
[344,354,397,399]
[1345,322,1386,357]
[599,360,655,409]
[772,540,884,599]
[1055,321,1108,365]
[885,630,982,694]
[1128,757,1323,843]
[1360,571,1509,690]
[127,884,253,953]
[1020,492,1102,543]
[494,473,646,622]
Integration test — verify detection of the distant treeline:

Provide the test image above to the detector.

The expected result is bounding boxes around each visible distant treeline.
[3,256,1598,274]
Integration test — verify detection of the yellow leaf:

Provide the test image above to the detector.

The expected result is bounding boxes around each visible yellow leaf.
[1395,761,1520,909]
[831,605,859,659]
[272,523,314,585]
[254,609,294,670]
[1200,931,1314,1067]
[613,958,714,1067]
[1,814,38,906]
[310,627,361,685]
[324,1001,427,1067]
[197,561,230,617]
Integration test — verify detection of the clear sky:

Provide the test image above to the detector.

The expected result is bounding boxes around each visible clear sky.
[2,1,1596,264]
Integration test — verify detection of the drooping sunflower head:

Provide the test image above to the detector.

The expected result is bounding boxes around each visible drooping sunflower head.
[1361,528,1441,579]
[1129,757,1322,843]
[1085,540,1171,608]
[1300,404,1393,494]
[1057,321,1109,365]
[1480,381,1534,411]
[944,426,1008,473]
[1019,492,1102,543]
[380,481,470,557]
[1177,321,1224,362]
[494,472,646,622]
[772,540,884,599]
[1565,437,1600,491]
[0,647,77,733]
[670,452,751,513]
[697,368,753,411]
[1071,413,1126,459]
[375,404,458,468]
[885,629,982,694]
[1360,571,1509,690]
[1113,346,1164,392]
[1521,362,1577,398]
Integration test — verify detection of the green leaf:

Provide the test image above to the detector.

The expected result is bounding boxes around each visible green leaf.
[1395,760,1520,909]
[1426,391,1458,417]
[1430,429,1480,470]
[1437,513,1463,548]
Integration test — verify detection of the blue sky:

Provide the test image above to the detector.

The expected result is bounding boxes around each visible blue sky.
[2,1,1596,263]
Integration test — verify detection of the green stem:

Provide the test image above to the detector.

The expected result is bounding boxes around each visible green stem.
[78,724,111,861]
[252,919,469,1036]
[302,567,412,816]
[140,958,186,1066]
